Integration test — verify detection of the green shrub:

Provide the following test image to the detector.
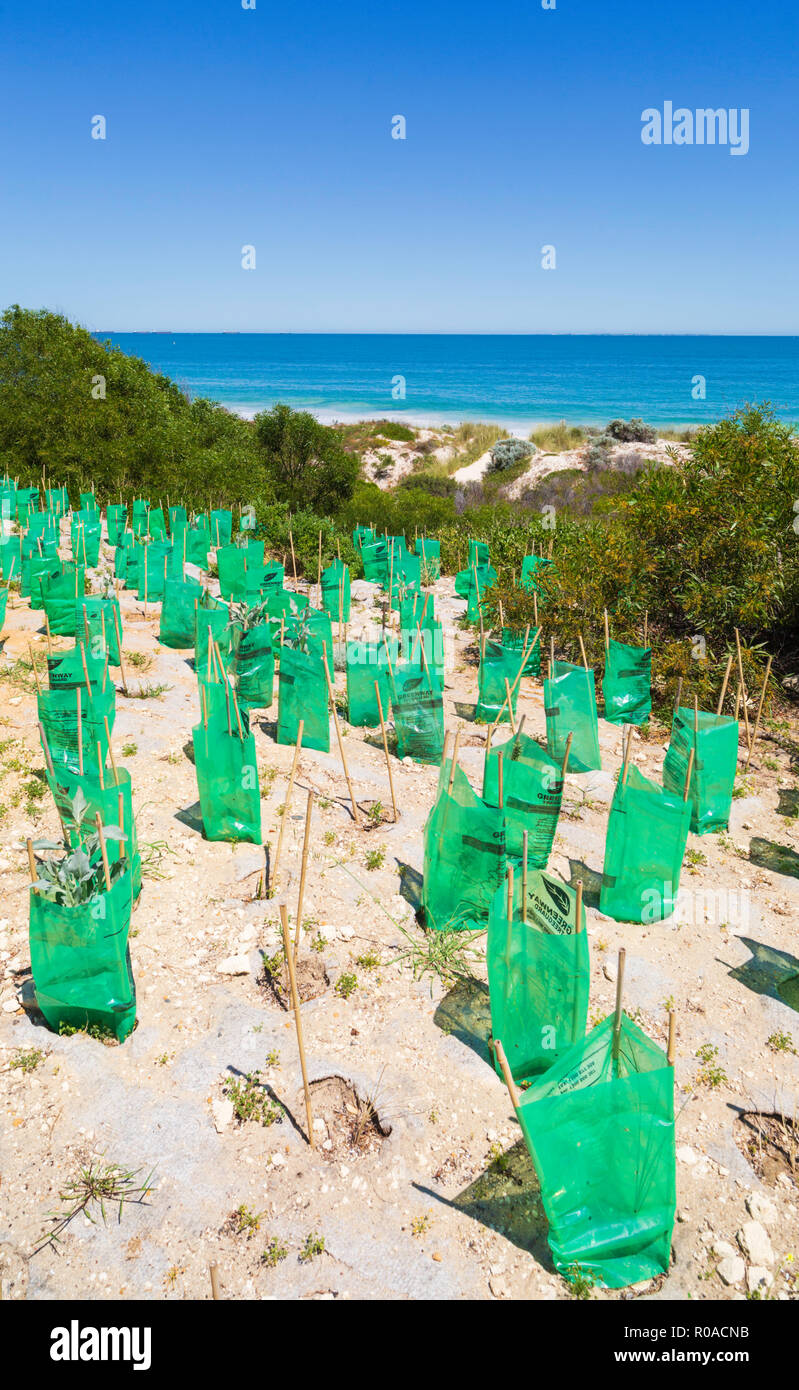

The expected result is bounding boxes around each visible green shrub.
[487,438,534,474]
[606,418,657,444]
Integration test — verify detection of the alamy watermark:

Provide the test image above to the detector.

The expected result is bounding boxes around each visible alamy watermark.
[641,102,749,156]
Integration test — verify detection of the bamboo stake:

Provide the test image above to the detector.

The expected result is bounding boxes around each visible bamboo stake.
[574,878,583,933]
[28,643,41,695]
[272,720,304,888]
[693,695,699,733]
[612,947,626,1063]
[643,611,648,648]
[322,645,360,826]
[667,1011,676,1067]
[683,747,695,801]
[734,629,753,752]
[289,531,297,583]
[95,741,104,790]
[560,730,574,780]
[104,717,119,784]
[578,632,588,669]
[279,904,314,1147]
[95,813,112,892]
[622,726,633,785]
[604,608,610,653]
[448,726,462,793]
[79,641,93,700]
[674,676,683,712]
[493,628,539,727]
[76,687,83,774]
[201,683,209,730]
[521,830,528,923]
[497,750,504,809]
[503,677,517,736]
[27,838,38,886]
[716,653,733,716]
[493,1039,521,1110]
[505,860,513,919]
[293,790,315,962]
[744,656,773,773]
[112,607,128,692]
[374,683,398,822]
[44,613,53,654]
[209,1264,221,1301]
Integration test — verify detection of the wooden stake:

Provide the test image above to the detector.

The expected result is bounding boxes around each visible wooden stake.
[209,1265,221,1301]
[493,1039,521,1110]
[104,717,119,784]
[674,676,683,712]
[322,645,360,826]
[293,790,315,962]
[612,947,626,1062]
[643,611,648,648]
[483,723,493,796]
[95,741,104,790]
[279,904,314,1147]
[272,720,304,888]
[578,632,588,668]
[716,653,733,716]
[603,608,610,652]
[622,726,633,785]
[374,683,398,822]
[522,830,528,923]
[289,531,297,583]
[506,861,513,919]
[667,1011,676,1067]
[693,695,699,733]
[26,838,38,885]
[574,878,583,933]
[112,606,128,692]
[560,730,574,780]
[734,629,752,752]
[448,726,462,793]
[682,747,695,801]
[95,813,112,892]
[497,750,504,809]
[744,656,772,773]
[503,677,516,736]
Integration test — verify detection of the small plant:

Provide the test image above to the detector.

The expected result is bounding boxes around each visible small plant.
[685,847,707,869]
[264,1049,281,1067]
[767,1030,797,1055]
[261,1236,288,1268]
[129,681,172,700]
[323,830,336,846]
[230,1203,263,1237]
[695,1042,728,1088]
[567,1264,596,1300]
[121,741,138,757]
[335,972,358,1000]
[411,1213,432,1237]
[364,846,386,871]
[36,1158,154,1251]
[125,651,153,671]
[30,789,127,906]
[10,1047,45,1073]
[355,950,381,970]
[365,801,385,828]
[487,438,533,474]
[224,1071,283,1127]
[311,934,327,953]
[299,1231,325,1262]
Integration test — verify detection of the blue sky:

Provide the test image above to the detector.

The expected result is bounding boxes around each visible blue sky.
[1,0,796,333]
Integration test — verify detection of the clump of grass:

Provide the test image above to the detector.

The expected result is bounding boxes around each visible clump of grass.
[695,1042,728,1089]
[230,1203,263,1237]
[224,1071,283,1127]
[567,1264,596,1300]
[394,923,484,988]
[129,682,172,700]
[299,1231,325,1262]
[140,839,175,880]
[529,421,586,452]
[36,1158,154,1251]
[767,1031,797,1055]
[364,846,386,871]
[124,651,153,672]
[10,1047,45,1074]
[335,972,358,1000]
[261,1236,288,1267]
[355,951,381,970]
[121,741,138,757]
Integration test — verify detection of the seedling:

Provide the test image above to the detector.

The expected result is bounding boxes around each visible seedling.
[299,1231,325,1262]
[767,1031,797,1055]
[224,1071,284,1127]
[567,1264,596,1300]
[128,681,172,700]
[10,1047,45,1073]
[261,1237,288,1268]
[121,741,138,757]
[230,1203,263,1237]
[30,790,127,906]
[411,1213,432,1237]
[365,846,386,871]
[36,1158,154,1251]
[695,1042,728,1089]
[335,972,358,1000]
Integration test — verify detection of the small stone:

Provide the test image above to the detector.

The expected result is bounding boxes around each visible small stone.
[489,1276,507,1296]
[2,999,20,1014]
[737,1221,774,1266]
[746,1265,773,1295]
[269,1152,285,1168]
[431,1252,443,1263]
[712,1240,736,1259]
[746,1193,778,1226]
[717,1256,745,1286]
[677,1145,698,1165]
[216,955,250,976]
[211,1099,234,1133]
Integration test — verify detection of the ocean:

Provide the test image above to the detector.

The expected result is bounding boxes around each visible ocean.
[97,333,799,432]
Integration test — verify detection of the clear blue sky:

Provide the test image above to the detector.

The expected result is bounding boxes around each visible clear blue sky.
[1,0,796,333]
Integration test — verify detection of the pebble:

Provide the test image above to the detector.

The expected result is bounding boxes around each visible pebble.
[677,1145,698,1165]
[216,955,250,976]
[745,1193,778,1226]
[211,1099,234,1134]
[746,1265,773,1295]
[717,1256,745,1286]
[737,1221,774,1266]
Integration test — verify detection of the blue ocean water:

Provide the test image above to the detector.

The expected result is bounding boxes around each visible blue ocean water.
[98,333,799,431]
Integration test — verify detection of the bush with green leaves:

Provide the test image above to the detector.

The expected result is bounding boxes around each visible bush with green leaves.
[606,418,657,444]
[31,789,127,906]
[487,438,534,474]
[254,403,360,515]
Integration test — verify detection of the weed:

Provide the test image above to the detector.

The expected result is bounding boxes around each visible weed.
[567,1264,596,1300]
[365,801,384,828]
[299,1231,325,1262]
[365,846,386,871]
[230,1203,263,1237]
[323,830,336,846]
[129,682,172,700]
[264,1049,281,1067]
[685,847,707,869]
[121,741,138,757]
[335,972,358,1000]
[355,951,381,970]
[36,1158,154,1252]
[140,839,175,880]
[767,1031,797,1056]
[311,934,327,953]
[261,1237,288,1268]
[411,1213,432,1237]
[695,1042,728,1089]
[10,1047,45,1073]
[125,651,153,671]
[224,1071,283,1127]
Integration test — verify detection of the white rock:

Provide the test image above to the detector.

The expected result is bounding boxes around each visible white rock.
[746,1193,778,1226]
[717,1256,745,1286]
[737,1220,774,1266]
[712,1239,737,1259]
[211,1099,234,1133]
[746,1265,773,1295]
[216,955,250,976]
[2,998,20,1013]
[677,1145,698,1165]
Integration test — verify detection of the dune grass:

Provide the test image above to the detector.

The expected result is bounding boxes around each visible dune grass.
[529,420,586,452]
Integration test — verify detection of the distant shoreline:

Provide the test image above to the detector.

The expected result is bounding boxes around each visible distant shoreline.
[230,404,702,435]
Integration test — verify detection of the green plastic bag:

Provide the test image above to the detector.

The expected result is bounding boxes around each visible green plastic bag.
[483,730,564,866]
[361,538,389,584]
[184,527,210,569]
[389,663,444,765]
[277,645,330,751]
[353,524,375,551]
[231,623,274,711]
[210,509,233,547]
[545,660,602,773]
[662,707,739,835]
[106,504,128,546]
[79,491,98,514]
[47,642,106,692]
[603,638,652,726]
[47,766,142,902]
[345,639,396,725]
[455,564,497,621]
[417,537,440,582]
[38,686,113,774]
[160,576,203,648]
[516,1014,676,1289]
[389,554,421,611]
[131,499,150,536]
[468,539,490,568]
[193,711,261,843]
[422,759,507,931]
[217,545,249,602]
[476,640,521,724]
[145,506,167,540]
[41,567,86,637]
[519,553,552,593]
[280,606,333,664]
[320,559,351,623]
[29,868,137,1041]
[488,866,589,1082]
[0,537,22,583]
[76,596,123,666]
[195,600,232,672]
[134,541,174,601]
[599,765,691,923]
[71,520,101,567]
[502,625,541,679]
[29,554,62,610]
